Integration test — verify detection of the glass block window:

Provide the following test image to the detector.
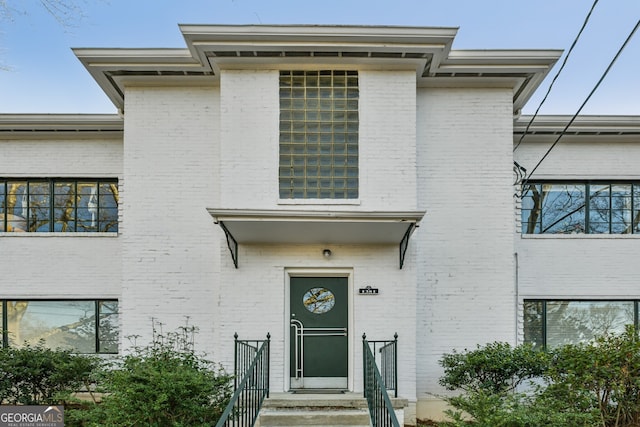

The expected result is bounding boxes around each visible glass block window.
[524,300,637,350]
[2,300,119,354]
[521,182,640,234]
[0,179,118,232]
[279,70,359,199]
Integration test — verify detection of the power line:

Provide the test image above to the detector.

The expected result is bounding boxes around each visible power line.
[520,18,640,191]
[513,0,600,153]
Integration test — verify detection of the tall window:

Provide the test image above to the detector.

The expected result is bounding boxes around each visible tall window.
[521,182,640,234]
[279,70,359,199]
[1,300,118,354]
[0,179,118,232]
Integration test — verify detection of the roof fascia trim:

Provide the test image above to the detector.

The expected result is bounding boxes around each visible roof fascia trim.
[0,114,123,136]
[430,49,562,112]
[72,25,561,113]
[73,48,210,110]
[207,208,426,223]
[514,115,640,135]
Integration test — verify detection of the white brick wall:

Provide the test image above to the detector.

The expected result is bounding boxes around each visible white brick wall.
[0,137,122,299]
[0,138,121,177]
[517,238,640,296]
[415,87,516,417]
[121,85,222,358]
[515,136,640,342]
[359,71,417,210]
[219,69,418,211]
[515,136,640,179]
[215,68,419,397]
[220,70,280,207]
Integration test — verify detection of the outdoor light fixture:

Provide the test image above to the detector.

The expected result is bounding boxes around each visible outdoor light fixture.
[323,249,332,258]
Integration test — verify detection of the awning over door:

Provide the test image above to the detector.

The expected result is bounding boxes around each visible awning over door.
[206,208,425,269]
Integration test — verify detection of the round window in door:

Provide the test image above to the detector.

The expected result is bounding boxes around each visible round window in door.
[302,287,335,314]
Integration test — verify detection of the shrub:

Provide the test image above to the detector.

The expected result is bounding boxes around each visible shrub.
[439,342,548,394]
[544,325,640,427]
[70,322,233,427]
[0,343,98,405]
[440,389,597,427]
[438,341,599,427]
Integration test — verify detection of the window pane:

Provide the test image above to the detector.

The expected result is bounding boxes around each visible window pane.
[635,184,640,233]
[588,184,611,233]
[99,182,119,232]
[98,301,119,353]
[6,182,28,232]
[523,301,544,350]
[521,184,542,234]
[279,70,358,199]
[540,184,586,234]
[545,301,634,348]
[0,182,5,232]
[611,184,632,234]
[7,301,96,353]
[54,182,76,232]
[76,182,98,232]
[28,182,51,232]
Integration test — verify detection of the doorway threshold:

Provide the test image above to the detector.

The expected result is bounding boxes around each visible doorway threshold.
[290,389,346,394]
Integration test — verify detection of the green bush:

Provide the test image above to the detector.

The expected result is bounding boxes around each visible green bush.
[70,322,233,427]
[0,343,98,405]
[439,327,640,426]
[544,325,640,427]
[440,389,597,427]
[438,340,599,426]
[439,342,548,394]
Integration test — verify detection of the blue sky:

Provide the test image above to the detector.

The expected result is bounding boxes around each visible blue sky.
[0,0,638,114]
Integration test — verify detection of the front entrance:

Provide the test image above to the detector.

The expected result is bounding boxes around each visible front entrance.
[290,277,348,390]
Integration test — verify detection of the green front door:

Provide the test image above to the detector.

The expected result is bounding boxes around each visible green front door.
[290,277,348,389]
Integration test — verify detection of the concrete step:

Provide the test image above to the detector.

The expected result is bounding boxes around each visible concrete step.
[259,408,370,426]
[259,393,371,427]
[263,393,369,409]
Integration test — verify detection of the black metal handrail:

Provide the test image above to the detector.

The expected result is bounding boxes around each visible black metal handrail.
[216,333,270,427]
[363,333,400,427]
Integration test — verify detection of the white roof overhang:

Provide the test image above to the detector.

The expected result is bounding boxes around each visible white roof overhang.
[73,24,561,114]
[207,208,426,269]
[514,115,640,137]
[0,114,123,140]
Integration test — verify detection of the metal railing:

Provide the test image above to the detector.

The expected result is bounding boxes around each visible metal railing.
[216,333,270,427]
[363,333,400,427]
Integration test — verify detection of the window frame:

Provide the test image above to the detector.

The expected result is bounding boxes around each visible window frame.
[0,178,118,233]
[0,299,119,354]
[524,299,640,350]
[521,181,640,235]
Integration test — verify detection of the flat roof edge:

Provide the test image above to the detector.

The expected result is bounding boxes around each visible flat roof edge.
[0,114,123,133]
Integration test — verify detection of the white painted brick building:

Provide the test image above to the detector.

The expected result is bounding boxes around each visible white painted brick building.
[1,25,639,424]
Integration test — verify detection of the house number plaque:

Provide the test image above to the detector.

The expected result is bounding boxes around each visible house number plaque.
[358,286,379,295]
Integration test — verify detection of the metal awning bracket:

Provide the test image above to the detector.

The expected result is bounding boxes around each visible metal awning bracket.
[219,221,238,268]
[399,223,416,269]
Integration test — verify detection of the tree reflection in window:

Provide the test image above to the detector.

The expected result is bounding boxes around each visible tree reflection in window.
[303,287,335,314]
[3,300,118,354]
[0,179,118,232]
[522,182,640,234]
[524,300,635,350]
